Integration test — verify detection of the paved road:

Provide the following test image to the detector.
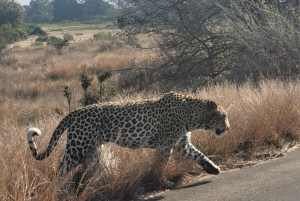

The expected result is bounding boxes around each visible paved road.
[145,147,300,201]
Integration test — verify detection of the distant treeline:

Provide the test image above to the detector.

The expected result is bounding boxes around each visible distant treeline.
[23,0,119,23]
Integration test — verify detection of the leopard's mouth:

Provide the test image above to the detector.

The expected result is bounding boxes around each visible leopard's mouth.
[216,128,226,136]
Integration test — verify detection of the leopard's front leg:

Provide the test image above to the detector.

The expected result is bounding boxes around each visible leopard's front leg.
[174,132,220,175]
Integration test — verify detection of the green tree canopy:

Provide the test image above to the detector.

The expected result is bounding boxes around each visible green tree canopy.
[0,0,24,26]
[52,0,83,22]
[24,0,52,23]
[83,0,113,18]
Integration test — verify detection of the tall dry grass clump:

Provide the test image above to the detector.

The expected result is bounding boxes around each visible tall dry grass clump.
[48,62,80,80]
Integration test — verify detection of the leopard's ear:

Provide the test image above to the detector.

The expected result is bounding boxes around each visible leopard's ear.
[207,101,217,110]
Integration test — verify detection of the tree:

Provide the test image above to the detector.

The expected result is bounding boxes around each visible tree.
[118,0,232,90]
[52,0,83,22]
[221,0,300,83]
[83,0,113,18]
[24,0,52,23]
[0,0,24,54]
[0,0,24,26]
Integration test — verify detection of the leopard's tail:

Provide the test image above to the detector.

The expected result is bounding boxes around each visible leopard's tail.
[27,114,71,160]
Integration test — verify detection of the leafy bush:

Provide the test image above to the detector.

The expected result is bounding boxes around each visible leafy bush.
[47,34,73,54]
[97,71,116,102]
[78,71,116,107]
[0,23,46,53]
[0,24,26,44]
[80,72,94,94]
[36,35,48,42]
[25,24,47,36]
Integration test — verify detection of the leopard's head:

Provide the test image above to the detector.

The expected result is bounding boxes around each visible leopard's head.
[187,99,230,137]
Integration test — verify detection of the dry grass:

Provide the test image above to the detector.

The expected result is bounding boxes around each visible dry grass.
[191,80,300,158]
[80,52,133,74]
[1,33,300,200]
[48,62,80,80]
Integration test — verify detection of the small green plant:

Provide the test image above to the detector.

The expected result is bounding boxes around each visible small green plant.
[78,71,116,106]
[79,72,98,106]
[79,91,99,106]
[62,72,116,108]
[98,71,116,102]
[47,34,73,54]
[80,72,93,95]
[62,84,73,111]
[98,71,112,97]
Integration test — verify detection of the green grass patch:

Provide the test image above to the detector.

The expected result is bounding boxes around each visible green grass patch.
[31,41,43,46]
[49,28,63,32]
[38,21,82,29]
[39,21,117,31]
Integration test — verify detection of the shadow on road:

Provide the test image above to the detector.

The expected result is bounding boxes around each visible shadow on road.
[178,180,212,189]
[142,181,211,200]
[143,196,165,201]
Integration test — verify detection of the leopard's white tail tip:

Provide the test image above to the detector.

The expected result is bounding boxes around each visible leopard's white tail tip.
[27,127,42,141]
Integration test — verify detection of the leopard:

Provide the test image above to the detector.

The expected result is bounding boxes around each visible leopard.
[27,91,230,185]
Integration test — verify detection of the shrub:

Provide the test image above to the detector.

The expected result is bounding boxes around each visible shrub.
[77,71,116,106]
[0,23,45,53]
[0,24,27,44]
[97,71,116,102]
[24,24,47,36]
[47,34,73,54]
[222,1,300,83]
[80,72,93,95]
[36,35,48,42]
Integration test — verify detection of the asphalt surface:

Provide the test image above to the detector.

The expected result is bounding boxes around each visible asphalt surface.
[144,147,300,201]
